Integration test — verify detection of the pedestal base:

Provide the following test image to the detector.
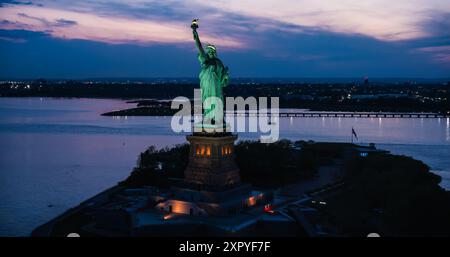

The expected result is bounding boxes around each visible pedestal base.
[153,132,273,217]
[193,122,231,133]
[184,133,240,187]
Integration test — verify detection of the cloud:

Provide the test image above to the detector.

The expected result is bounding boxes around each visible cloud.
[55,18,77,27]
[418,45,450,63]
[196,0,449,41]
[0,0,33,6]
[1,28,448,78]
[0,35,26,42]
[0,0,449,77]
[0,2,243,47]
[1,0,449,50]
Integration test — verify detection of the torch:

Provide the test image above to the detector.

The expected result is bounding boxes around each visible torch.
[191,18,199,30]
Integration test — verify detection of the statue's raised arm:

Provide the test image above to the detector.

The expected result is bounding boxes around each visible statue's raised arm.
[191,19,206,58]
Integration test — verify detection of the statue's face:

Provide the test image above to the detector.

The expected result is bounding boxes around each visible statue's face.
[207,48,217,58]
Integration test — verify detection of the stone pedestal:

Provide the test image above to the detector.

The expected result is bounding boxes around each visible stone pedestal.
[155,132,271,216]
[184,133,241,187]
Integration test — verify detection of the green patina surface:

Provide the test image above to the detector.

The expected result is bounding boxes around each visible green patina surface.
[192,19,229,123]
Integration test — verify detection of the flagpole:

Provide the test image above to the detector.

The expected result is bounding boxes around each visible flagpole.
[351,128,353,144]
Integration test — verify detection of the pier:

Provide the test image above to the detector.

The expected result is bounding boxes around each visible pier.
[227,112,449,118]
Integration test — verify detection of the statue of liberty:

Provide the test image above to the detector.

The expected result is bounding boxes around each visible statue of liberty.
[191,19,229,129]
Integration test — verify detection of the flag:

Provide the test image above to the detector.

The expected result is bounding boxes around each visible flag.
[352,127,358,141]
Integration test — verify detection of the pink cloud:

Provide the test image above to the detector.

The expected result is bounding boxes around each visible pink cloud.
[197,0,449,41]
[0,4,244,48]
[0,36,27,43]
[418,46,450,63]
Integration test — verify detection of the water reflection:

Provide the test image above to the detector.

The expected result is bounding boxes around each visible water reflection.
[0,97,449,236]
[447,118,450,141]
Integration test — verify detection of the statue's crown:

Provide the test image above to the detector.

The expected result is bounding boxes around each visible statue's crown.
[206,44,216,51]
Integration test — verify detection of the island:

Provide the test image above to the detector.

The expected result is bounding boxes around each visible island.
[31,140,450,237]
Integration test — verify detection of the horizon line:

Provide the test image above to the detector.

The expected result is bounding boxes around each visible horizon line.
[2,77,450,81]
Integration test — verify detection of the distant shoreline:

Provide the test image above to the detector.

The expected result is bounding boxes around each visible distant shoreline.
[2,77,449,83]
[2,80,449,115]
[101,106,449,117]
[101,99,449,117]
[0,96,447,117]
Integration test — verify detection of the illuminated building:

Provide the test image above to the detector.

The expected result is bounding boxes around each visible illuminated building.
[154,132,272,217]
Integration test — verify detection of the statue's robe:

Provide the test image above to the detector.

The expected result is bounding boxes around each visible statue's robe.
[198,53,229,122]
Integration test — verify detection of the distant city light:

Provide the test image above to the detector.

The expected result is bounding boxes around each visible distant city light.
[163,213,175,220]
[264,204,274,214]
[248,196,256,206]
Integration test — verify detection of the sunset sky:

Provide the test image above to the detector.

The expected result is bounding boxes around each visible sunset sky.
[0,0,449,78]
